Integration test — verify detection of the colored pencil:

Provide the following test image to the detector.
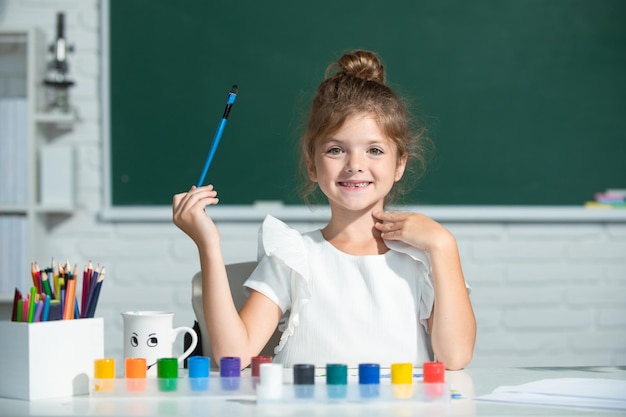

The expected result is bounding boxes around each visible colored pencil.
[42,296,50,321]
[52,258,60,299]
[22,298,28,322]
[16,299,23,322]
[27,287,36,323]
[34,299,44,322]
[11,288,21,321]
[63,276,76,320]
[85,267,105,318]
[82,265,99,318]
[31,262,40,293]
[41,271,52,297]
[81,264,90,314]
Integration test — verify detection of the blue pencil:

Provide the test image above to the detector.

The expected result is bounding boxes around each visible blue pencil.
[34,300,44,322]
[42,296,50,321]
[196,85,238,187]
[74,296,80,319]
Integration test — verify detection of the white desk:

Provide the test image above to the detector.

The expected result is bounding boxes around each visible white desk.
[0,366,624,416]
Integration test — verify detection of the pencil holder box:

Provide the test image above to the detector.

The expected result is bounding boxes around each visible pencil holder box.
[0,318,104,400]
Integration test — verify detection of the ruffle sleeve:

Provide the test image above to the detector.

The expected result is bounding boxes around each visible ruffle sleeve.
[383,240,434,332]
[255,215,312,354]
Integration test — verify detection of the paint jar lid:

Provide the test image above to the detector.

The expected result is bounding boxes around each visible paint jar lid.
[157,358,178,379]
[391,362,413,385]
[188,356,210,378]
[326,363,348,385]
[423,361,445,383]
[293,363,315,385]
[125,357,146,379]
[220,356,241,377]
[259,363,283,386]
[94,358,115,379]
[251,355,273,377]
[358,363,380,385]
[257,363,284,400]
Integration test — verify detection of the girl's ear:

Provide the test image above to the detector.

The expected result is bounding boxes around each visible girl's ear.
[307,158,318,182]
[394,153,408,182]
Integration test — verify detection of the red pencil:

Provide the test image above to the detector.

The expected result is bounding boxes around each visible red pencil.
[11,288,22,321]
[31,262,40,293]
[82,261,92,314]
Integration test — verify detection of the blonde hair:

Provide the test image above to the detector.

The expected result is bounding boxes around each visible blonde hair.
[298,49,430,206]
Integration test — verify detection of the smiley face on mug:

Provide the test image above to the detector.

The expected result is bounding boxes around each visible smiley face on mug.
[130,332,159,349]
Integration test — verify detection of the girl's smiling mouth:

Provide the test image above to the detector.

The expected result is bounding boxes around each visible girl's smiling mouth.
[338,181,371,188]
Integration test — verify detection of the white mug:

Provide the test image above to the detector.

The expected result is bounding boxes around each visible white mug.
[121,311,198,376]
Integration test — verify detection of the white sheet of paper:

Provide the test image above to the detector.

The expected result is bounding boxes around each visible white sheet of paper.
[476,378,626,410]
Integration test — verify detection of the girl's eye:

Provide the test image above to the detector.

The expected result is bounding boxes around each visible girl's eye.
[326,147,343,155]
[368,147,384,155]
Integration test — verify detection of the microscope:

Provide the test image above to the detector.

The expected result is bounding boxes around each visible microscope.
[43,12,75,113]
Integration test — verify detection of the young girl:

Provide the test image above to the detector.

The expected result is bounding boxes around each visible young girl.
[173,50,476,370]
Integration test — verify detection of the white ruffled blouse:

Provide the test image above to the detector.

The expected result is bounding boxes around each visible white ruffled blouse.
[243,215,435,368]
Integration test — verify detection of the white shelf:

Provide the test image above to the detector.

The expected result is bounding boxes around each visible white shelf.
[34,111,75,125]
[0,206,29,214]
[0,205,76,216]
[0,27,77,297]
[35,205,75,214]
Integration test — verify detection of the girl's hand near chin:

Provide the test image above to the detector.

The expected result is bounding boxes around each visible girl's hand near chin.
[372,210,455,253]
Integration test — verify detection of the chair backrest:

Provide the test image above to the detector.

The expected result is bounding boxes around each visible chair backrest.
[191,261,281,367]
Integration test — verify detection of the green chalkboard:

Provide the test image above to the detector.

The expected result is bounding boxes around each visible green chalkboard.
[107,0,626,207]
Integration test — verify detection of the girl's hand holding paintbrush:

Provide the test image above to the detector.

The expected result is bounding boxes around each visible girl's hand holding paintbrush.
[173,184,221,249]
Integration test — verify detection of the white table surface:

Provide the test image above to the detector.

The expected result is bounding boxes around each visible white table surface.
[1,366,624,416]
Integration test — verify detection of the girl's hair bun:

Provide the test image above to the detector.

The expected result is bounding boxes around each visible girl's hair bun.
[330,49,386,84]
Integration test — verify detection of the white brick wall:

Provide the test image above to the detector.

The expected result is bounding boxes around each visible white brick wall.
[1,0,625,369]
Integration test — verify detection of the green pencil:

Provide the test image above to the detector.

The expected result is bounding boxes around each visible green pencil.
[27,287,36,323]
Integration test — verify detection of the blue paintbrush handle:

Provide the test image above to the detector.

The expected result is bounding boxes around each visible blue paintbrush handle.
[197,118,227,187]
[196,86,238,187]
